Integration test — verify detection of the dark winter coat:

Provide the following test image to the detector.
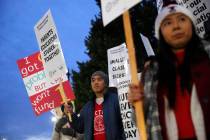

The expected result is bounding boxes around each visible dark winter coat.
[70,91,125,140]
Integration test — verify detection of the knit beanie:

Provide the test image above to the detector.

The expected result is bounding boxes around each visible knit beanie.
[155,4,196,39]
[91,71,109,87]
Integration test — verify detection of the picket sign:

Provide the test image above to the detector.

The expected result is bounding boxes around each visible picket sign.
[107,43,140,140]
[101,0,141,26]
[177,0,210,38]
[17,52,75,116]
[107,43,129,87]
[34,9,75,118]
[101,0,147,139]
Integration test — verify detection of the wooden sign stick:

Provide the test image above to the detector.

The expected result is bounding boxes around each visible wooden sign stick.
[56,82,72,122]
[122,11,147,140]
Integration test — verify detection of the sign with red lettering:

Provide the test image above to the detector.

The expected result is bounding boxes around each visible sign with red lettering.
[17,52,75,116]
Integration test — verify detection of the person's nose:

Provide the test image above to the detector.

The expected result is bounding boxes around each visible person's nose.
[94,80,99,85]
[172,20,180,30]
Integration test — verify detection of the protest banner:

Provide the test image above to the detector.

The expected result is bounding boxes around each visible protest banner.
[101,0,141,26]
[34,9,68,87]
[101,0,146,139]
[107,43,129,87]
[118,78,140,139]
[34,9,75,120]
[107,43,140,140]
[177,0,210,38]
[140,33,155,57]
[17,52,75,116]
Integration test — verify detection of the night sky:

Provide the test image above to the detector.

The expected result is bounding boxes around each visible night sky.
[0,0,98,139]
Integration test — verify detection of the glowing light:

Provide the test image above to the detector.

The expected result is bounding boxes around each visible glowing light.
[51,116,57,122]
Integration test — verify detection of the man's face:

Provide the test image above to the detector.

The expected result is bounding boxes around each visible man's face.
[91,75,106,96]
[64,103,73,114]
[160,13,193,52]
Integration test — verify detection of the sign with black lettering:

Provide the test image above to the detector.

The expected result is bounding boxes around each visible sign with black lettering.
[107,44,140,140]
[107,43,129,87]
[101,0,141,26]
[34,9,68,87]
[177,0,210,38]
[118,79,140,140]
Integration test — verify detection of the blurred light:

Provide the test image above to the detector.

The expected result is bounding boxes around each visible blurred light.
[51,116,57,122]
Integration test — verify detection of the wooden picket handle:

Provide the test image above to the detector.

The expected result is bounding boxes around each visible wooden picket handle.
[122,11,147,140]
[56,82,72,122]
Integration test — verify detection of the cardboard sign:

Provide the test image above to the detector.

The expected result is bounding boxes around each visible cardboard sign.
[107,43,140,140]
[140,33,155,56]
[101,0,141,26]
[17,52,75,116]
[117,78,140,140]
[107,43,129,87]
[177,0,210,38]
[34,9,68,87]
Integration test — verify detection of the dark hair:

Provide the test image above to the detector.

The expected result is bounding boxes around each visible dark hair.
[61,102,73,112]
[157,26,209,108]
[163,0,177,7]
[91,71,109,87]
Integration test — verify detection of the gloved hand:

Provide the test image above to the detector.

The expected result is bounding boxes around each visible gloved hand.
[61,128,76,137]
[55,117,68,132]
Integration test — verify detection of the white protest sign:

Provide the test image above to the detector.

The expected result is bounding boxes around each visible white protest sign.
[140,33,155,57]
[34,9,68,86]
[177,0,210,38]
[107,43,129,87]
[107,43,140,140]
[101,0,141,26]
[118,78,140,140]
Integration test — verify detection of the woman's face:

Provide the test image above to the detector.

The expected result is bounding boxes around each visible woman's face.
[160,13,193,52]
